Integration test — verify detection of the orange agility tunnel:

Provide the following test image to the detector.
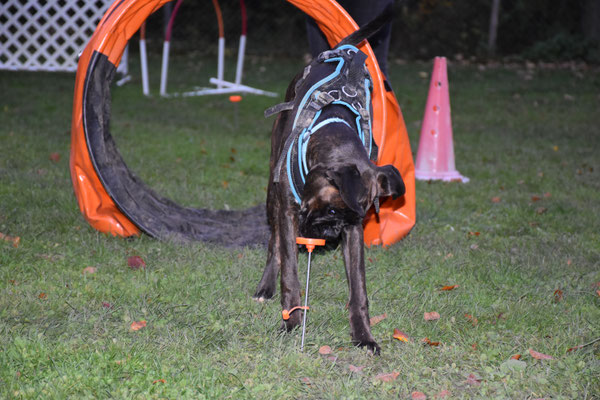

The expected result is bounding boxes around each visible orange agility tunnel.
[70,0,415,246]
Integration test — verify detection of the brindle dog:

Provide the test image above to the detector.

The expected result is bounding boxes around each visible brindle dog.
[253,8,404,354]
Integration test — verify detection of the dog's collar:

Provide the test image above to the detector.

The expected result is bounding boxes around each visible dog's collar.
[266,44,377,204]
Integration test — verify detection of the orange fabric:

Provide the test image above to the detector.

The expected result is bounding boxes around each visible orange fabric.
[70,0,415,245]
[70,0,171,237]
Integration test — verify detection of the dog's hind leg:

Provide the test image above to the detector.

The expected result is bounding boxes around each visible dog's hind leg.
[254,230,281,301]
[278,209,302,331]
[341,224,381,355]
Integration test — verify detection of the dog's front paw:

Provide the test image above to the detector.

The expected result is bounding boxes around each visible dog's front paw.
[252,287,275,303]
[354,340,381,356]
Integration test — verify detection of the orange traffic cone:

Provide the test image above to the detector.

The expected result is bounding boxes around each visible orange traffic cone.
[414,57,469,182]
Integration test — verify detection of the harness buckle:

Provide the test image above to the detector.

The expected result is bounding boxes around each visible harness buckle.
[308,91,335,110]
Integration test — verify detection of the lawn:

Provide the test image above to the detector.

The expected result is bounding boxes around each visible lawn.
[1,52,599,399]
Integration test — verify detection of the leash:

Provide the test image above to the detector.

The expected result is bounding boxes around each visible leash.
[282,237,326,352]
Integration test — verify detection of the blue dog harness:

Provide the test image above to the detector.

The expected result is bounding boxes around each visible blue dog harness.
[265,45,377,204]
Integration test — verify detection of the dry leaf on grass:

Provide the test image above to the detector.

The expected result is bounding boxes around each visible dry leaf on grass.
[374,371,399,383]
[38,292,47,300]
[491,196,501,203]
[82,266,97,274]
[127,256,146,269]
[424,311,440,321]
[422,338,440,346]
[553,289,564,302]
[49,152,61,162]
[465,373,482,386]
[348,364,365,373]
[300,377,312,386]
[411,391,427,400]
[393,328,410,342]
[130,320,147,331]
[370,313,387,326]
[0,232,20,248]
[440,284,459,291]
[511,354,521,360]
[529,348,553,360]
[464,314,478,326]
[152,379,166,384]
[318,345,332,355]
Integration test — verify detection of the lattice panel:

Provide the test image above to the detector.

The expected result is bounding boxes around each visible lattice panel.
[0,0,120,72]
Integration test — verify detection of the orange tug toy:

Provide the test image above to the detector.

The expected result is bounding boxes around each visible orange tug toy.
[282,237,326,352]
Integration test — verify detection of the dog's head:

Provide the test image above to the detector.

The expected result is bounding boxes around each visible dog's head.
[299,163,405,243]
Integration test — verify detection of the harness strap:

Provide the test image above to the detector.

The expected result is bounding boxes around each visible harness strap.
[268,44,376,198]
[264,101,294,118]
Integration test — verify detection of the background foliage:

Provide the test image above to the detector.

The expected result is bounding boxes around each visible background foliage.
[142,0,600,62]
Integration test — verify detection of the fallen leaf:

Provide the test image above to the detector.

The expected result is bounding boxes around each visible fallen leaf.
[464,314,478,326]
[326,355,338,362]
[318,345,332,355]
[300,377,312,386]
[471,343,478,350]
[130,320,147,331]
[370,313,387,326]
[469,244,479,250]
[436,389,451,398]
[82,266,97,274]
[393,328,410,342]
[49,152,61,162]
[38,292,47,300]
[348,364,365,373]
[543,192,552,198]
[567,259,572,266]
[465,373,481,386]
[529,348,553,360]
[127,256,146,269]
[422,338,440,346]
[102,302,112,309]
[491,196,501,203]
[222,181,229,189]
[444,253,453,260]
[440,284,459,291]
[152,379,166,384]
[553,145,559,151]
[531,195,541,202]
[411,391,427,400]
[535,207,548,215]
[374,371,399,383]
[597,290,600,297]
[567,345,583,353]
[468,231,480,236]
[424,311,440,321]
[511,354,521,360]
[0,232,20,248]
[553,289,563,302]
[230,148,237,154]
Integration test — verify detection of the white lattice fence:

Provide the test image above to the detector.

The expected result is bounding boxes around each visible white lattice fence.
[0,0,126,72]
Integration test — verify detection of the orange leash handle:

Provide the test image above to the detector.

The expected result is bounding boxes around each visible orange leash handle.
[282,306,309,320]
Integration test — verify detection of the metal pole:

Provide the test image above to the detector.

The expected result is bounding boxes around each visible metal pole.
[300,251,312,352]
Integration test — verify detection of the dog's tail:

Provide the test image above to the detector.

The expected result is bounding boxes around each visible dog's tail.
[335,4,394,48]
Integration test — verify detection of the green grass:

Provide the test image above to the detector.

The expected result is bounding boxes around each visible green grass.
[1,53,599,399]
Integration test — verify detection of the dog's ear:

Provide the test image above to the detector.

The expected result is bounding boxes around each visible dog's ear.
[374,165,405,199]
[326,166,367,217]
